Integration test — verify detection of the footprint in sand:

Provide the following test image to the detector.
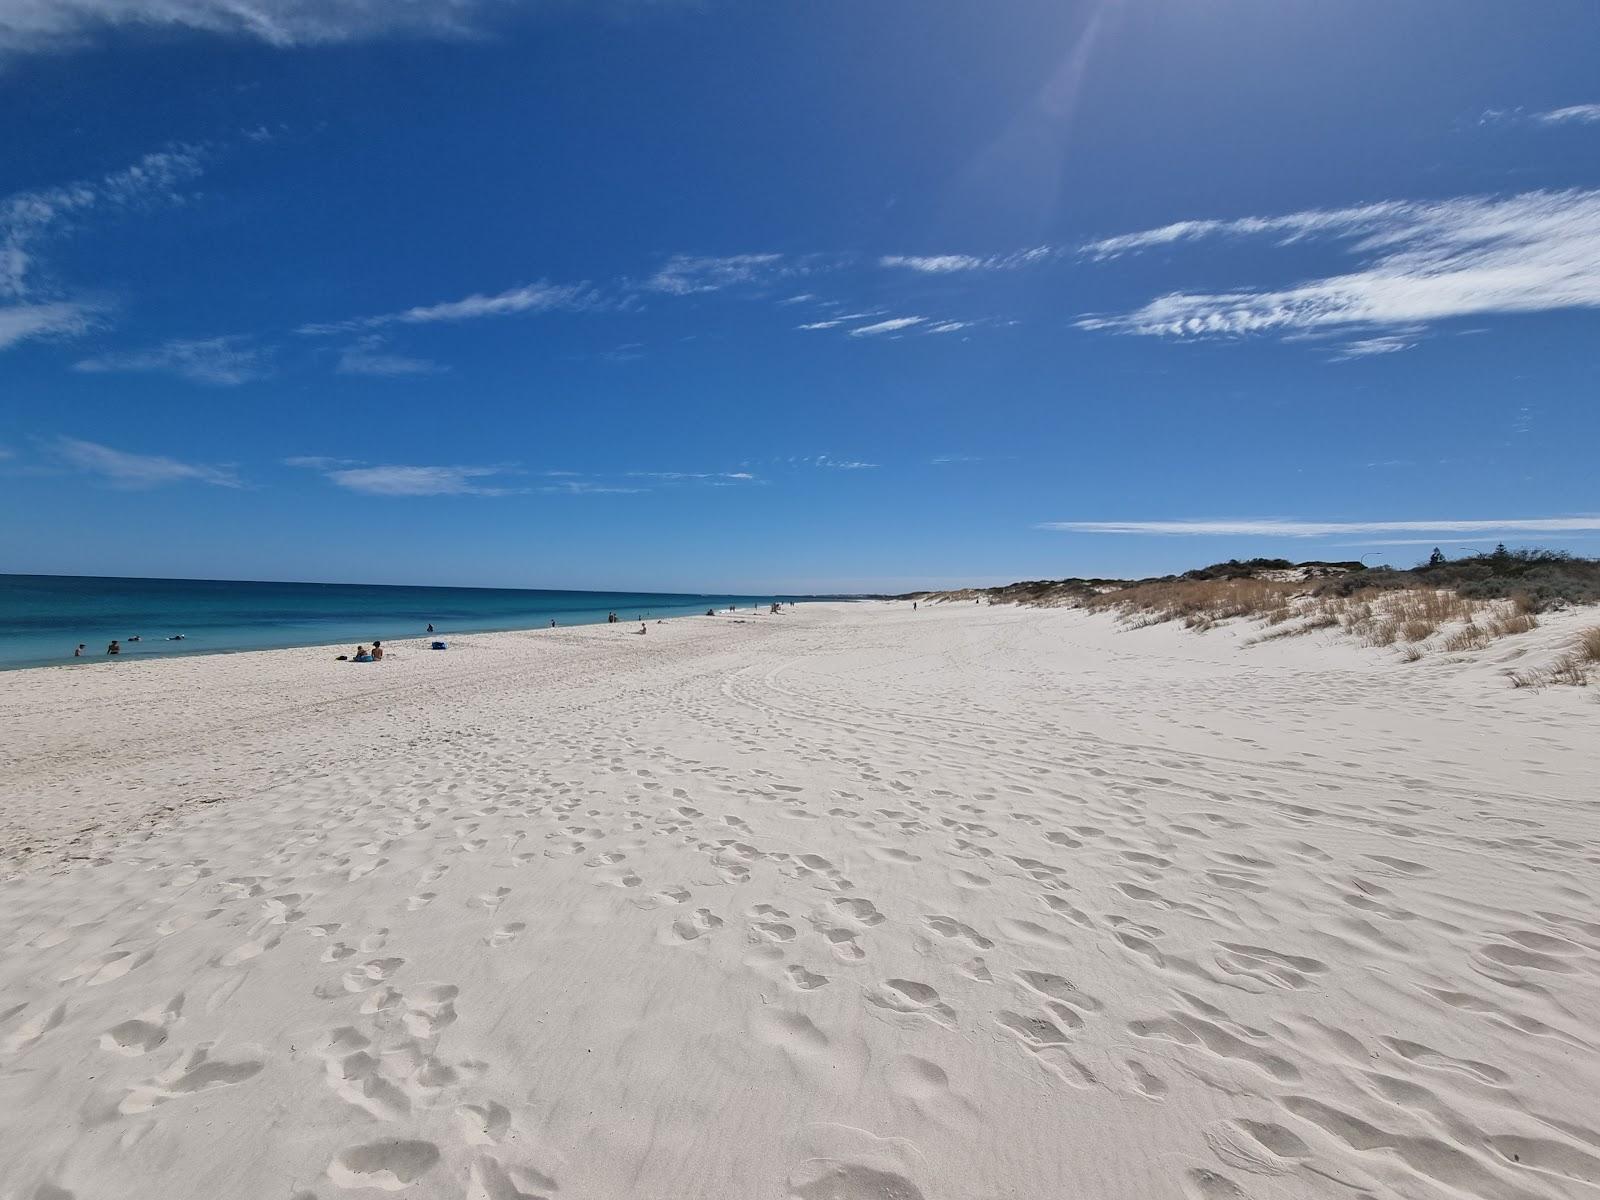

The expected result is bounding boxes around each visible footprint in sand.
[788,1161,925,1200]
[341,957,404,994]
[996,1013,1097,1088]
[831,898,885,927]
[60,949,153,987]
[923,915,993,950]
[664,908,723,944]
[3,1002,67,1053]
[819,927,866,962]
[455,1101,512,1145]
[100,994,185,1056]
[785,965,829,991]
[467,1154,560,1200]
[402,984,459,1038]
[328,1140,441,1191]
[868,980,956,1027]
[119,1044,264,1113]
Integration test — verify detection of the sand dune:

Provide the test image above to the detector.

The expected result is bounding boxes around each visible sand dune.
[3,602,1598,1199]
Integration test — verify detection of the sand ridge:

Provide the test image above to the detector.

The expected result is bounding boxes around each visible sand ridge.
[2,601,1598,1199]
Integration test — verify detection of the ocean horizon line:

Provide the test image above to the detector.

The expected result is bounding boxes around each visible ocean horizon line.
[0,570,855,600]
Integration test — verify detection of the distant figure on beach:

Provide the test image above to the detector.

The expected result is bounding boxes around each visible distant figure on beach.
[639,623,647,634]
[913,602,918,611]
[426,623,434,633]
[354,645,373,662]
[371,641,384,661]
[550,619,557,628]
[106,640,120,655]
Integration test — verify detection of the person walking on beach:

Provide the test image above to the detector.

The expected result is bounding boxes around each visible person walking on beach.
[106,640,121,655]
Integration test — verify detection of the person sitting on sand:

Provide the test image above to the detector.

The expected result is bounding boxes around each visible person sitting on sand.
[107,640,120,655]
[371,641,384,661]
[353,645,373,662]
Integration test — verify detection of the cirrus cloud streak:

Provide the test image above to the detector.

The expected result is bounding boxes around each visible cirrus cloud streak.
[1039,517,1600,537]
[1075,189,1600,342]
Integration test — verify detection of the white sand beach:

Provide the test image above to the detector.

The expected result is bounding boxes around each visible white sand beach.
[3,600,1598,1200]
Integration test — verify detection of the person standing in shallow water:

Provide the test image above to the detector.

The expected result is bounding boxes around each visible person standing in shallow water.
[106,640,120,655]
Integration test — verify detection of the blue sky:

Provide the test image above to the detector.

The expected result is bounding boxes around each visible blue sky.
[2,0,1597,593]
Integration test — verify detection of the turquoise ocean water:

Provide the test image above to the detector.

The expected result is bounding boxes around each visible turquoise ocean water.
[0,575,814,670]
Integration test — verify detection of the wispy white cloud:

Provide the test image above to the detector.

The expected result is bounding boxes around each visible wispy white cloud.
[812,455,876,470]
[878,247,1055,273]
[1077,189,1600,342]
[282,455,358,470]
[540,480,648,495]
[796,318,846,331]
[0,0,501,56]
[1534,103,1600,126]
[327,464,524,497]
[1481,104,1600,127]
[74,334,268,385]
[1078,201,1409,261]
[2,147,204,293]
[284,457,525,496]
[299,281,594,335]
[1331,332,1421,360]
[397,282,591,324]
[644,253,789,296]
[0,301,96,348]
[848,316,925,337]
[750,453,880,474]
[336,335,444,376]
[56,436,242,488]
[924,320,975,334]
[626,470,757,484]
[1039,517,1600,537]
[1,146,203,349]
